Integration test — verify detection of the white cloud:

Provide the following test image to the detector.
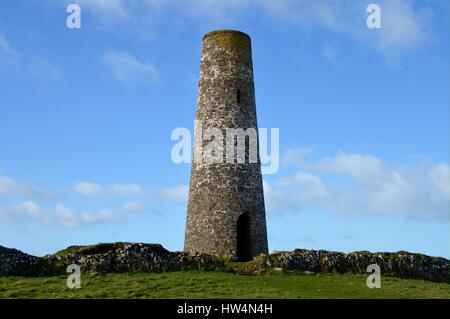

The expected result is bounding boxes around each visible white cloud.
[72,0,252,24]
[74,182,104,196]
[279,171,329,202]
[259,0,434,56]
[267,149,449,221]
[429,164,450,198]
[0,32,20,69]
[171,0,252,22]
[0,201,150,228]
[0,172,176,227]
[102,50,158,85]
[74,0,129,21]
[371,0,434,55]
[312,152,385,183]
[15,201,50,223]
[55,204,80,227]
[28,56,62,80]
[80,209,116,224]
[54,202,155,227]
[0,30,61,79]
[365,171,423,216]
[109,183,146,195]
[54,204,122,227]
[263,180,295,214]
[74,182,146,196]
[0,201,50,224]
[0,175,48,198]
[161,184,189,202]
[72,181,189,204]
[258,0,350,32]
[281,147,312,167]
[121,200,148,212]
[66,0,434,59]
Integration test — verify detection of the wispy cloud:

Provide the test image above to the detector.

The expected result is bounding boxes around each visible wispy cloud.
[73,182,103,196]
[102,50,159,85]
[73,182,146,196]
[59,0,436,59]
[72,0,129,21]
[54,204,123,228]
[121,200,148,212]
[0,30,61,79]
[109,183,146,195]
[259,0,434,56]
[0,32,20,69]
[0,200,153,228]
[161,185,189,203]
[429,164,450,199]
[0,169,184,227]
[281,147,313,167]
[73,181,187,202]
[28,56,62,80]
[0,201,51,224]
[0,174,49,199]
[266,149,450,222]
[369,0,434,55]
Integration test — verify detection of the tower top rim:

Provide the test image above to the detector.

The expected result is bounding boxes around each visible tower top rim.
[203,30,251,41]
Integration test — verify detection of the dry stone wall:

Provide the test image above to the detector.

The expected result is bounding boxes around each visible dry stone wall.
[0,245,44,276]
[0,243,448,283]
[244,249,449,283]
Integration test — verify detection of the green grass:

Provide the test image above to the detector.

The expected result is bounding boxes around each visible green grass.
[0,270,448,299]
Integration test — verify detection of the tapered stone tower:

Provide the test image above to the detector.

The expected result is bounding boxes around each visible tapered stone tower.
[184,30,268,261]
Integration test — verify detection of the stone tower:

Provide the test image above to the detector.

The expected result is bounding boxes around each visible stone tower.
[184,30,268,261]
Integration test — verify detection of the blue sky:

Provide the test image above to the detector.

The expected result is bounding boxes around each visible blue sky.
[0,0,449,258]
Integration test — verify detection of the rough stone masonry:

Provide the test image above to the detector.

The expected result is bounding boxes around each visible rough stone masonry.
[1,244,448,283]
[184,30,268,261]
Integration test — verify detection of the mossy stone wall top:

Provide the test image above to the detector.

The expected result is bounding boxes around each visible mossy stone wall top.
[202,30,251,60]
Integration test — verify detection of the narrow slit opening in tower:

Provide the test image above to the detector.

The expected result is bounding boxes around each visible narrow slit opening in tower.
[245,135,249,163]
[237,89,241,104]
[236,212,251,261]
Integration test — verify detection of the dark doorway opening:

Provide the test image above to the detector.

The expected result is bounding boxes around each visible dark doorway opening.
[236,213,251,261]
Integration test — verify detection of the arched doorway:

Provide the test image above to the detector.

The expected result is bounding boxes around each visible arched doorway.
[236,213,251,261]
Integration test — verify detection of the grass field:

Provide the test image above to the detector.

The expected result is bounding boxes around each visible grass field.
[0,270,448,299]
